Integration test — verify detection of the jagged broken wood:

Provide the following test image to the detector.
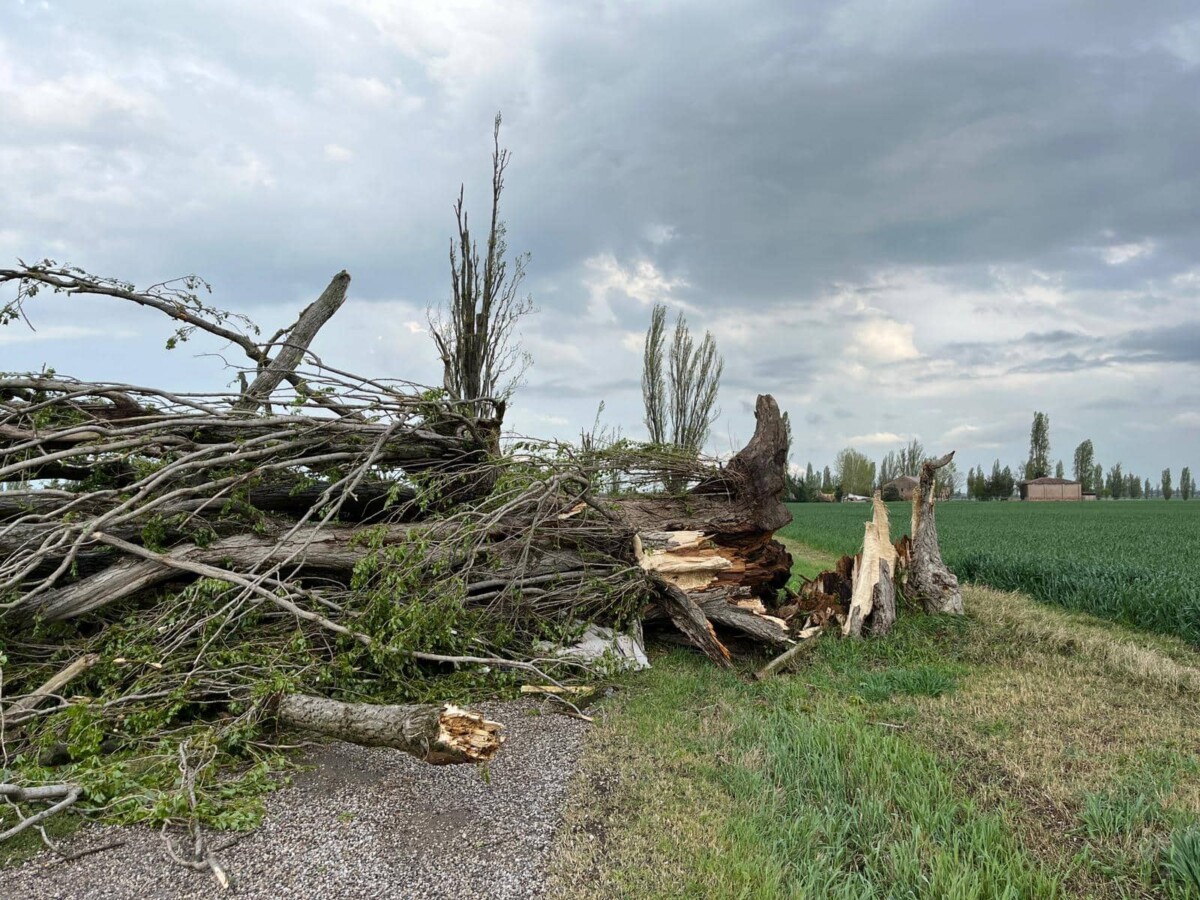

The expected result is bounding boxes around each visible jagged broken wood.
[274,695,504,765]
[629,394,794,657]
[844,495,898,637]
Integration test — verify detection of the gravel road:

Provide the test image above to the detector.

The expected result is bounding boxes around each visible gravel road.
[2,699,588,900]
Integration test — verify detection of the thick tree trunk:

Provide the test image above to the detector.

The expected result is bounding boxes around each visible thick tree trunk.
[622,395,793,658]
[909,452,964,615]
[22,523,446,620]
[275,695,503,765]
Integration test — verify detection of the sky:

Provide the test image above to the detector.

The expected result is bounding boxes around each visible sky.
[1,0,1198,479]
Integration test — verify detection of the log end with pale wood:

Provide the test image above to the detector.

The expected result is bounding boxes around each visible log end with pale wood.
[275,695,504,765]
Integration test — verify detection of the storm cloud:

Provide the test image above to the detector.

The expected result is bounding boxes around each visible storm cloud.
[1,0,1197,476]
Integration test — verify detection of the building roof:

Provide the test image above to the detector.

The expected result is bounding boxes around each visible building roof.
[885,475,919,487]
[1017,477,1080,486]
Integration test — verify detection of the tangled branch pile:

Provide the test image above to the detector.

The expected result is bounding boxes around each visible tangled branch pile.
[0,261,802,840]
[0,261,961,849]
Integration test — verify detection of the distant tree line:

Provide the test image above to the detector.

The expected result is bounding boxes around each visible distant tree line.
[782,410,1193,503]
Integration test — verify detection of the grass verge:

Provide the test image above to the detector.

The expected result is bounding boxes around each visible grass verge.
[547,543,1200,899]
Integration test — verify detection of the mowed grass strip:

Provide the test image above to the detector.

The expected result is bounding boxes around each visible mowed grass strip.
[547,546,1200,898]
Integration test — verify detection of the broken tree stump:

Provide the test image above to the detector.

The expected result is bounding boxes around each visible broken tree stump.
[624,395,794,656]
[909,452,964,615]
[844,494,898,637]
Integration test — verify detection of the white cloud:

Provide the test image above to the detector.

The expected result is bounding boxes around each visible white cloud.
[0,64,155,132]
[1171,411,1200,427]
[845,431,907,446]
[852,318,920,363]
[582,254,690,323]
[325,143,354,162]
[1101,240,1154,265]
[941,423,982,441]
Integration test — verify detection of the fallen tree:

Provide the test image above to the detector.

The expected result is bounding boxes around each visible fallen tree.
[0,258,960,849]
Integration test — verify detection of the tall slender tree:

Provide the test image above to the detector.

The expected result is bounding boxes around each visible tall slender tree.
[1182,466,1194,501]
[641,302,723,454]
[899,439,925,476]
[1073,439,1095,491]
[1055,460,1065,479]
[430,113,534,416]
[1162,468,1173,500]
[1107,462,1125,499]
[1026,412,1051,479]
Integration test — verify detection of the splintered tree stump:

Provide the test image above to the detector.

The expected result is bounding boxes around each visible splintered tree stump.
[909,452,964,615]
[626,395,794,656]
[844,495,898,637]
[275,695,504,765]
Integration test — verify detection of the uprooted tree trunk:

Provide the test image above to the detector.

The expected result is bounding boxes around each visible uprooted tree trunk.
[628,394,795,662]
[909,451,964,615]
[274,696,503,765]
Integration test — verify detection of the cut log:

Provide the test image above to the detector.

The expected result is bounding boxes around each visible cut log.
[274,695,503,765]
[909,452,964,615]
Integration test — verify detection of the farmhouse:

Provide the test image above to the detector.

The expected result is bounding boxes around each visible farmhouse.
[1018,476,1082,501]
[882,474,919,501]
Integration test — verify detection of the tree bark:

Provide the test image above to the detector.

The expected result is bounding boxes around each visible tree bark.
[274,695,503,765]
[909,451,964,615]
[235,271,351,412]
[22,523,445,620]
[653,580,733,668]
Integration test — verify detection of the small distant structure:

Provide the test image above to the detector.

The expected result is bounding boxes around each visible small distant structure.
[1018,476,1082,502]
[843,493,871,503]
[1082,492,1098,501]
[882,475,919,501]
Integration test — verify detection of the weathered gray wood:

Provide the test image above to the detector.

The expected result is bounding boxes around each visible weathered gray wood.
[275,695,503,765]
[693,591,791,645]
[235,271,351,412]
[25,524,442,620]
[865,559,897,637]
[909,452,964,615]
